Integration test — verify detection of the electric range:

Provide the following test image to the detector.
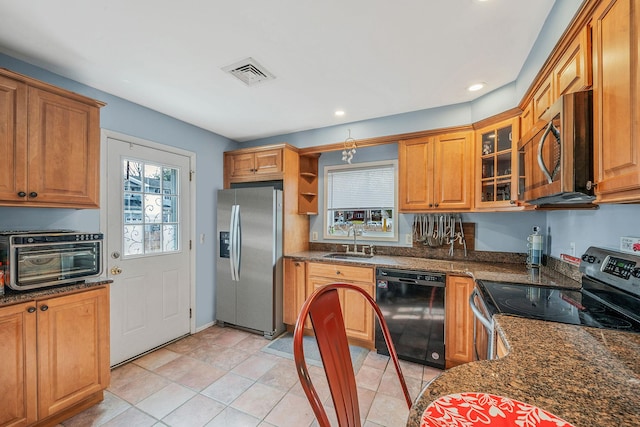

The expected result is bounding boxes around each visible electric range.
[476,246,640,334]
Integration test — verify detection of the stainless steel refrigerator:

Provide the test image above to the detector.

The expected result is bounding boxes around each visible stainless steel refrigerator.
[216,187,284,338]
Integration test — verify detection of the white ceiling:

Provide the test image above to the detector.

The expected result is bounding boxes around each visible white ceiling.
[0,0,556,142]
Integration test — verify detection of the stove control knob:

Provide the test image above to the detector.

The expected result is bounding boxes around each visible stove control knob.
[581,254,597,263]
[631,268,640,279]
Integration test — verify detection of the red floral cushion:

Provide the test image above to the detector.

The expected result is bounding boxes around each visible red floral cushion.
[421,393,575,427]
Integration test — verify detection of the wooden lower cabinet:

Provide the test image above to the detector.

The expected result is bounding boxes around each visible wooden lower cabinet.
[305,262,376,348]
[0,286,110,427]
[445,275,475,368]
[283,258,307,325]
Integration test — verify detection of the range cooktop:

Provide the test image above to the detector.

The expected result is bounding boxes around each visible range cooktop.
[477,280,640,333]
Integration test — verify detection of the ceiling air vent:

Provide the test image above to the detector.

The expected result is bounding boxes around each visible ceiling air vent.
[222,57,276,86]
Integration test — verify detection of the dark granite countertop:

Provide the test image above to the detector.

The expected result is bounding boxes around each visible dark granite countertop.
[0,279,112,307]
[286,251,581,289]
[406,315,640,427]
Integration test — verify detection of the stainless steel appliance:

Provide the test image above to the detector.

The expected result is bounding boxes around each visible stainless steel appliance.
[517,89,594,205]
[471,246,640,360]
[375,267,445,369]
[216,187,285,339]
[0,230,103,291]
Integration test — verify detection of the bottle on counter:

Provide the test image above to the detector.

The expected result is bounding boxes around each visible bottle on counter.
[0,261,5,295]
[527,226,544,268]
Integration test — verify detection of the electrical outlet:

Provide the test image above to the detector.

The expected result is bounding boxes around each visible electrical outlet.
[569,242,575,256]
[312,231,318,241]
[405,233,413,245]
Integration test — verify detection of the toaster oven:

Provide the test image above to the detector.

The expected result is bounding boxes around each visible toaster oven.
[0,230,103,291]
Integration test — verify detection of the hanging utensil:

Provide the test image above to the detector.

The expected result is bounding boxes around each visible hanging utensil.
[458,214,467,257]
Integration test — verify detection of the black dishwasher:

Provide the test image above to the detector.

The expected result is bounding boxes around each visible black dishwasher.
[375,267,445,369]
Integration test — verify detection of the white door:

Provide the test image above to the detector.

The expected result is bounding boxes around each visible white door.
[106,136,192,366]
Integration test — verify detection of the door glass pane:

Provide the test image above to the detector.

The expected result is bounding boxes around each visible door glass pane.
[144,224,162,253]
[144,194,163,223]
[122,158,180,257]
[496,178,511,201]
[496,125,512,152]
[481,181,495,202]
[163,167,178,195]
[163,225,178,251]
[496,153,511,177]
[123,225,144,255]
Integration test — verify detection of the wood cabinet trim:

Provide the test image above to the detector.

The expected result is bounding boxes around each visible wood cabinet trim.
[0,68,105,108]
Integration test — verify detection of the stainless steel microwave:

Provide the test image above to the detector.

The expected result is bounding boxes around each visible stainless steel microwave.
[0,231,103,291]
[517,90,594,205]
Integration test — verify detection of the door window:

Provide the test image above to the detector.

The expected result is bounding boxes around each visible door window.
[122,159,180,256]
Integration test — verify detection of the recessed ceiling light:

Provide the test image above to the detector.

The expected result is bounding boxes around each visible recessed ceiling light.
[335,110,345,117]
[468,83,486,92]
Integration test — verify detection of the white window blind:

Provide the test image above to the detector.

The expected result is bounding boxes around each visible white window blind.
[327,164,395,210]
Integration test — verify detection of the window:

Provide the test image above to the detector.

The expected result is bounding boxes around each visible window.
[324,160,398,241]
[122,159,180,256]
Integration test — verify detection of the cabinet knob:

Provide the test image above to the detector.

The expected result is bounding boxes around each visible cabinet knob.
[434,203,439,208]
[29,192,38,198]
[40,304,49,312]
[336,270,342,275]
[27,306,36,313]
[17,191,26,197]
[429,203,433,208]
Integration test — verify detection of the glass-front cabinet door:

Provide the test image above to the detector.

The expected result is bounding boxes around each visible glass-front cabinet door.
[475,116,521,209]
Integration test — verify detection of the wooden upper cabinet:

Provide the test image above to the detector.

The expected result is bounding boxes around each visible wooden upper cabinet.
[399,130,473,212]
[0,74,28,205]
[475,117,521,209]
[592,0,640,202]
[520,100,534,137]
[298,154,319,215]
[554,26,592,97]
[533,75,554,122]
[225,147,283,183]
[0,68,104,208]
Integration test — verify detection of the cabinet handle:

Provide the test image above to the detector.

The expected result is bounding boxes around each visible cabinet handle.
[429,203,433,208]
[27,306,36,313]
[17,191,26,197]
[29,192,38,198]
[40,304,49,312]
[434,203,439,207]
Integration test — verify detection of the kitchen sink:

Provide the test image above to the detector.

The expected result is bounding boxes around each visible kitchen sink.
[323,252,374,259]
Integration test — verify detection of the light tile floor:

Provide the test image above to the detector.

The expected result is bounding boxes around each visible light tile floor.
[59,325,442,427]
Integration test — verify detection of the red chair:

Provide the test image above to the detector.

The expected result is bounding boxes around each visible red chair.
[293,283,412,427]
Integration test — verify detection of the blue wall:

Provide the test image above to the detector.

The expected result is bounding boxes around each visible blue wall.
[0,53,238,329]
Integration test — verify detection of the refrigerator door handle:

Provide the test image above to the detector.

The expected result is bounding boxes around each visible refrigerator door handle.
[234,205,242,280]
[229,204,238,281]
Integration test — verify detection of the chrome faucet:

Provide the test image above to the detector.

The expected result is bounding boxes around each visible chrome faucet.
[348,224,359,253]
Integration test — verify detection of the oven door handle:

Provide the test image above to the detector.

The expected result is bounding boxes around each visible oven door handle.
[470,288,495,360]
[469,289,492,331]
